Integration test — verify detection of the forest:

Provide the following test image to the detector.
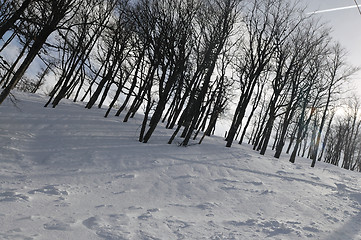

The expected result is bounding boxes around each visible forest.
[0,0,360,171]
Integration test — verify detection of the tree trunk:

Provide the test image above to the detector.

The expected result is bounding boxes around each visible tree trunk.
[311,92,331,167]
[0,0,31,39]
[0,26,53,104]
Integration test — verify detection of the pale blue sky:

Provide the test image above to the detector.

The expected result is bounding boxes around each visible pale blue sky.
[301,0,361,91]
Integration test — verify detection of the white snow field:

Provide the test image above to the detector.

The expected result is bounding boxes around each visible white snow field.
[1,92,361,240]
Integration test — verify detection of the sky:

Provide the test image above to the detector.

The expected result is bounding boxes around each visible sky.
[301,0,361,92]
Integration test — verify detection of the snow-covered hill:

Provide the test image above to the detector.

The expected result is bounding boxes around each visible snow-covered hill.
[1,92,361,240]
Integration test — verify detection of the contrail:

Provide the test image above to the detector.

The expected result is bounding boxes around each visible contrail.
[308,5,361,14]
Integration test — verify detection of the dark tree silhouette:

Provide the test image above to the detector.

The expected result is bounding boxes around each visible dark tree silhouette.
[0,0,76,105]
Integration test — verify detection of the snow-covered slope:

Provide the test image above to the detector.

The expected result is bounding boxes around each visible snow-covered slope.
[1,92,361,240]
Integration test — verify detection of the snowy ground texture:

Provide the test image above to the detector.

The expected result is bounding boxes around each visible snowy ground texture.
[1,92,361,240]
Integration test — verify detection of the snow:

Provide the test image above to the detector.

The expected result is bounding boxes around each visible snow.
[1,92,361,240]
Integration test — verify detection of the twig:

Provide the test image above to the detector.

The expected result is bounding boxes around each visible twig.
[353,0,361,15]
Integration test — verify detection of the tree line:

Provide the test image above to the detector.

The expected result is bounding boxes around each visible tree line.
[0,0,360,170]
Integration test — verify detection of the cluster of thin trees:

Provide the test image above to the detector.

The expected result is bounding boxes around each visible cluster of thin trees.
[323,96,361,172]
[0,0,360,170]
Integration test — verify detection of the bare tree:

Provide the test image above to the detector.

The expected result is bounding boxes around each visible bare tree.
[324,96,361,170]
[179,0,241,146]
[141,0,197,143]
[47,0,115,108]
[273,19,330,159]
[0,0,31,40]
[310,43,358,167]
[85,0,133,110]
[289,55,325,163]
[0,0,76,105]
[226,0,304,148]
